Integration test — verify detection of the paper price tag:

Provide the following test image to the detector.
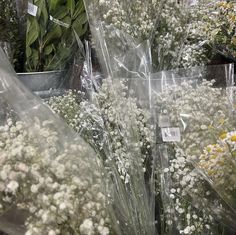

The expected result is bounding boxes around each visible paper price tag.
[28,2,38,16]
[49,16,70,28]
[161,127,181,142]
[158,115,170,128]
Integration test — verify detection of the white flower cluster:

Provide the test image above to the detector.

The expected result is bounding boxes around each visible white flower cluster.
[98,0,158,40]
[0,118,111,235]
[90,0,212,70]
[155,79,234,234]
[48,80,157,234]
[163,148,214,235]
[156,79,232,156]
[48,80,153,184]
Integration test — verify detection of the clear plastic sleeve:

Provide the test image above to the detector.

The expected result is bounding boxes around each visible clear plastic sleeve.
[152,63,236,233]
[84,0,210,72]
[47,57,157,235]
[25,0,88,72]
[0,48,113,234]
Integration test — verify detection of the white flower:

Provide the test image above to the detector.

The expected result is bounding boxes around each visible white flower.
[17,163,29,172]
[7,180,19,193]
[166,220,173,225]
[99,0,105,4]
[164,168,169,173]
[42,212,49,223]
[98,225,110,235]
[183,226,191,234]
[48,230,57,235]
[79,219,95,235]
[0,170,7,180]
[31,185,39,193]
[59,203,67,210]
[170,188,176,193]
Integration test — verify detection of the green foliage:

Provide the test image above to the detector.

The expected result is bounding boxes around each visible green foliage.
[25,0,88,72]
[0,0,22,71]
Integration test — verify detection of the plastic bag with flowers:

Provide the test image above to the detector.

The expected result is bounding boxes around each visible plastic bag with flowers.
[84,0,217,72]
[151,63,236,234]
[0,47,114,235]
[47,36,158,234]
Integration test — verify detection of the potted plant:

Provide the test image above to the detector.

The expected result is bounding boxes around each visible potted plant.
[17,0,88,94]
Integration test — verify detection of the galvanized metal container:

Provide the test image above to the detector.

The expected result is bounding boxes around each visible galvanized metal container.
[16,70,67,99]
[17,70,64,91]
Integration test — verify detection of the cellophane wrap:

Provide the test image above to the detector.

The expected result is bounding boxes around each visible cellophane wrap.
[0,48,113,235]
[47,37,157,234]
[152,63,236,234]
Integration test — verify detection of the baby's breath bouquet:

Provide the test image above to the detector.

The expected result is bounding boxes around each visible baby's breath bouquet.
[152,64,236,234]
[83,0,215,72]
[48,77,157,235]
[0,48,113,235]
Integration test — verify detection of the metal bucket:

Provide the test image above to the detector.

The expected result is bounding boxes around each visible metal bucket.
[17,70,64,91]
[17,71,66,99]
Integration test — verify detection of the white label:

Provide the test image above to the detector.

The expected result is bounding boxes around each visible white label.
[161,127,181,142]
[158,115,170,127]
[28,2,38,16]
[49,15,70,28]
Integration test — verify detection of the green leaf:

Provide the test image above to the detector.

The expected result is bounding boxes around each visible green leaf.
[48,0,59,11]
[26,17,39,47]
[40,0,48,27]
[44,44,54,55]
[26,46,32,58]
[67,0,75,16]
[52,6,68,20]
[45,46,71,70]
[72,15,88,37]
[31,49,39,69]
[73,0,85,19]
[76,12,87,25]
[43,25,62,46]
[61,16,72,27]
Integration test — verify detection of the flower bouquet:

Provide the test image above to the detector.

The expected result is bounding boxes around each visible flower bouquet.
[47,74,157,235]
[152,64,236,234]
[0,48,113,235]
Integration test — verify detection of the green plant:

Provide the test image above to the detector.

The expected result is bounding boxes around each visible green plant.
[0,0,22,71]
[25,0,88,72]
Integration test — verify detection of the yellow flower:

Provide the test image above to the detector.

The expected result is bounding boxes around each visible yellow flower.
[217,2,227,8]
[210,154,217,159]
[220,132,227,139]
[230,135,236,142]
[218,2,230,9]
[208,169,217,176]
[216,147,223,153]
[206,147,212,152]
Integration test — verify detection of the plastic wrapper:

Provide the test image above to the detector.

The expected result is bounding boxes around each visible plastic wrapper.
[83,0,166,75]
[84,0,206,72]
[151,64,236,234]
[47,40,157,234]
[25,0,88,72]
[0,48,114,235]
